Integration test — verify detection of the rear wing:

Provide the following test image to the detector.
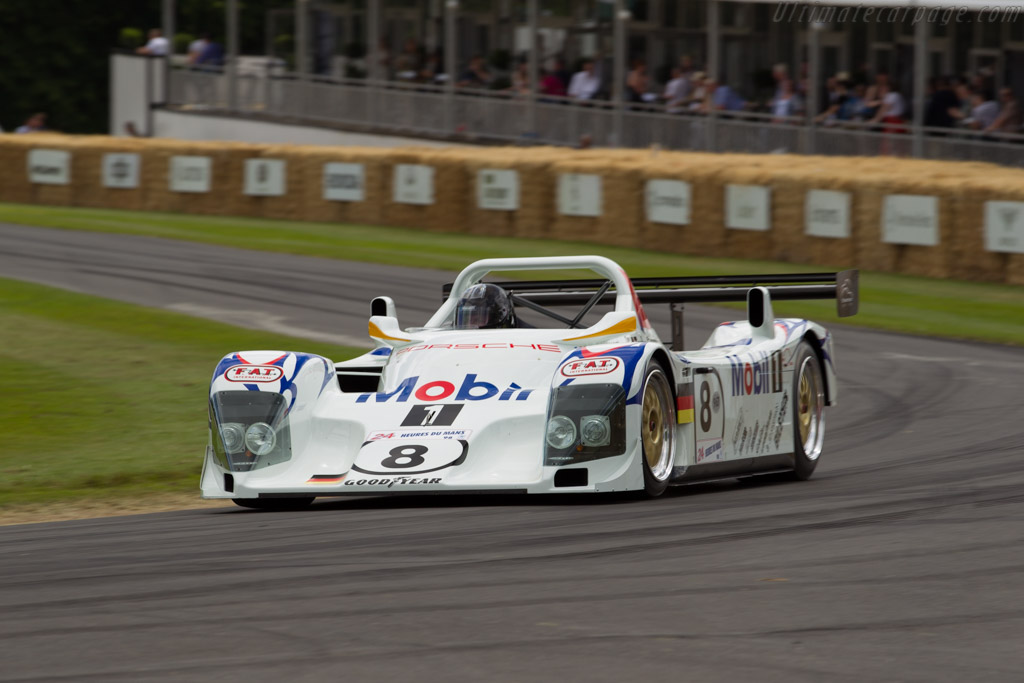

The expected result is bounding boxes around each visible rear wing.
[442,270,858,350]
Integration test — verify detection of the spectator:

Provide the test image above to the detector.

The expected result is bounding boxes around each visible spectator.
[540,67,567,97]
[550,56,571,91]
[420,48,443,84]
[969,88,1000,130]
[458,55,491,88]
[839,82,864,122]
[196,39,224,68]
[15,112,47,134]
[394,38,422,80]
[985,87,1021,134]
[136,28,169,56]
[662,66,690,113]
[870,82,907,138]
[568,59,601,101]
[771,79,800,122]
[509,61,531,95]
[188,34,210,65]
[924,76,961,128]
[687,72,708,111]
[707,78,746,113]
[625,59,649,104]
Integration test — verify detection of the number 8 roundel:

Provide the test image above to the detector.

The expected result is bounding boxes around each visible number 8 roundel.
[352,439,469,475]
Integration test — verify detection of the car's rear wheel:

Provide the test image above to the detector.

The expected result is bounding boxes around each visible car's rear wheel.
[232,497,315,511]
[791,341,825,480]
[640,364,675,497]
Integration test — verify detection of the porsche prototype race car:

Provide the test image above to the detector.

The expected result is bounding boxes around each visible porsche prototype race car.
[202,256,858,509]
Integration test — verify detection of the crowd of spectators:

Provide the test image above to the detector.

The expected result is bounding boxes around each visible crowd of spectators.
[363,38,1022,138]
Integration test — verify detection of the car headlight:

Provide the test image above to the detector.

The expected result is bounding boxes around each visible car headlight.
[580,415,611,447]
[245,422,277,456]
[210,392,292,472]
[546,415,577,450]
[220,423,246,452]
[544,383,626,466]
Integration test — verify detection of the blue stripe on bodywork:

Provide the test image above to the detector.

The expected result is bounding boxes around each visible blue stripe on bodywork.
[564,344,648,405]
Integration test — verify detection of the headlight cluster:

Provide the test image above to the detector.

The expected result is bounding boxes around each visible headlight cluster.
[210,392,292,472]
[544,383,626,466]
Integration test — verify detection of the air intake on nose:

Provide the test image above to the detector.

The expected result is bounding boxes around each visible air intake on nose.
[554,468,588,487]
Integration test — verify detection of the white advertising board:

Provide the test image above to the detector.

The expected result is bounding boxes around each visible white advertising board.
[557,173,602,217]
[725,184,771,231]
[393,164,435,205]
[322,162,366,202]
[882,194,939,246]
[645,179,691,226]
[102,153,141,189]
[805,189,851,239]
[476,169,520,211]
[170,156,212,193]
[244,159,286,196]
[28,149,70,185]
[984,200,1024,254]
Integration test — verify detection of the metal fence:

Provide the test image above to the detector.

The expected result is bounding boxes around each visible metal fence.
[168,68,1024,167]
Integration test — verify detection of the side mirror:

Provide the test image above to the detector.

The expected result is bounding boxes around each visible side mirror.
[747,286,775,338]
[371,296,397,318]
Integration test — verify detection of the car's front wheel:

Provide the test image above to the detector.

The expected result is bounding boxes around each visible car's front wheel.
[791,341,825,480]
[640,364,675,497]
[232,497,315,511]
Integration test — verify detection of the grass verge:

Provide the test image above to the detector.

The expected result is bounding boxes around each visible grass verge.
[0,277,362,513]
[1,202,1022,345]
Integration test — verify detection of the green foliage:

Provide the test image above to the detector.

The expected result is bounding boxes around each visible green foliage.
[174,32,195,55]
[0,276,362,506]
[119,27,144,49]
[1,202,1023,347]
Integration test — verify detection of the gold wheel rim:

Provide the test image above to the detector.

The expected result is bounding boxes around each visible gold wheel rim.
[798,370,811,445]
[642,381,663,468]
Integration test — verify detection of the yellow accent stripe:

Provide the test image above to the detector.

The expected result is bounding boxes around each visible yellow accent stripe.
[562,317,637,342]
[368,321,411,342]
[676,409,694,424]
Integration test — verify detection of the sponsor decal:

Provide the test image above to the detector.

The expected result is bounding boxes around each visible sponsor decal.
[805,189,851,239]
[224,365,284,383]
[774,393,788,450]
[728,351,783,397]
[882,194,939,246]
[396,342,561,356]
[28,149,71,185]
[477,169,520,211]
[560,356,621,377]
[557,173,602,217]
[356,374,534,403]
[676,382,694,424]
[103,153,140,189]
[344,476,443,488]
[244,159,286,196]
[170,156,212,193]
[645,179,691,226]
[726,184,771,231]
[368,428,471,440]
[307,474,346,484]
[984,201,1024,254]
[712,391,721,413]
[696,438,723,464]
[323,162,366,202]
[401,404,464,427]
[353,439,468,475]
[393,164,434,205]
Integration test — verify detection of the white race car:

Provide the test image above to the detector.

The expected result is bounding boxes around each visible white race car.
[202,256,858,509]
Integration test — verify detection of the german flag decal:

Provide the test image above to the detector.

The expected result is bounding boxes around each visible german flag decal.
[307,474,346,484]
[676,384,695,424]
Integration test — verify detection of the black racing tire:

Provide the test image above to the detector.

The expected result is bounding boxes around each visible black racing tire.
[232,497,315,511]
[639,363,675,497]
[790,341,826,481]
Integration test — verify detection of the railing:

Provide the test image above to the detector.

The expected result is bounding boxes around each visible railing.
[168,67,1024,166]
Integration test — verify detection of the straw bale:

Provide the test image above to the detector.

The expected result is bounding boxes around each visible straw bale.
[291,146,391,226]
[0,136,35,204]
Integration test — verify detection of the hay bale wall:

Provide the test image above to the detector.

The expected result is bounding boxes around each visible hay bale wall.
[1,133,1023,285]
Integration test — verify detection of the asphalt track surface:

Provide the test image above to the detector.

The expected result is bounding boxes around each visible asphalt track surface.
[2,223,1024,681]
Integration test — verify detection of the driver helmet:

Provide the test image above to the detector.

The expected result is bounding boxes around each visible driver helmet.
[454,283,516,329]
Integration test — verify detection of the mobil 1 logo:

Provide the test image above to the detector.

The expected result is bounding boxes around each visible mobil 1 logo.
[401,404,463,427]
